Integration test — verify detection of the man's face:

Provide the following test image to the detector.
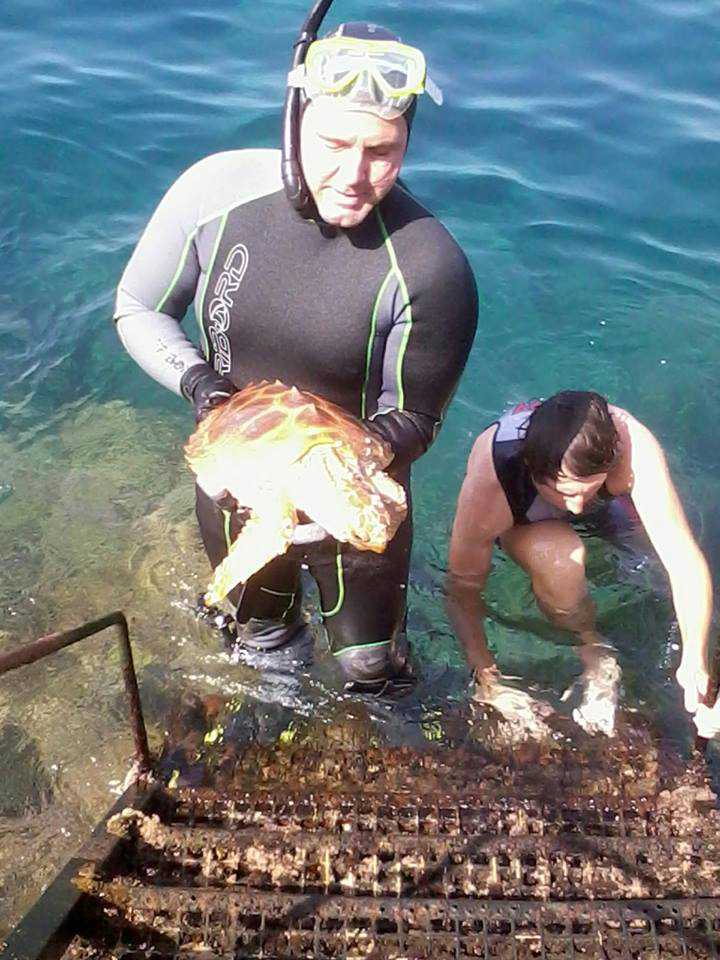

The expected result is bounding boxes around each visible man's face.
[534,467,608,515]
[300,99,408,228]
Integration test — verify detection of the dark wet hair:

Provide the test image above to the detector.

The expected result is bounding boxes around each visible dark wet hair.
[522,390,619,482]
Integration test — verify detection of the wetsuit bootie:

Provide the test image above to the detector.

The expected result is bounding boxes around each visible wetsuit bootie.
[235,614,309,652]
[229,620,315,683]
[336,639,416,697]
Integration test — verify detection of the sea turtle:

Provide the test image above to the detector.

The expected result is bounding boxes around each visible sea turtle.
[184,380,407,605]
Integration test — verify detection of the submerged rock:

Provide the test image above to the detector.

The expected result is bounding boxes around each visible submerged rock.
[0,722,53,817]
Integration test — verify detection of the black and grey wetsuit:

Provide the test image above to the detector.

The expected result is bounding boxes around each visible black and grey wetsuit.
[115,149,478,685]
[492,402,638,535]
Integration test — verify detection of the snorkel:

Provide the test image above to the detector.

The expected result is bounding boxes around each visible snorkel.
[282,6,440,220]
[281,0,335,218]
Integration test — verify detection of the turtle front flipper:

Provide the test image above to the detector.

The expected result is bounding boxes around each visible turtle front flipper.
[203,499,297,605]
[291,444,407,552]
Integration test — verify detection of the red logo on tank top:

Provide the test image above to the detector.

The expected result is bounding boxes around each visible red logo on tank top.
[511,399,541,415]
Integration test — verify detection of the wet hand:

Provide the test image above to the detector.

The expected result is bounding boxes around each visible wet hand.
[473,669,553,740]
[572,649,621,737]
[694,702,720,739]
[291,521,328,545]
[676,656,710,714]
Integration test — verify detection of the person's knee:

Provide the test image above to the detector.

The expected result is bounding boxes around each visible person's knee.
[525,529,595,631]
[506,521,588,614]
[536,591,596,634]
[233,576,303,648]
[233,618,314,670]
[524,526,586,596]
[320,540,413,693]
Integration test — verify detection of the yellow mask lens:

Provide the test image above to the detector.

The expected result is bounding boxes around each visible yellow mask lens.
[305,38,427,99]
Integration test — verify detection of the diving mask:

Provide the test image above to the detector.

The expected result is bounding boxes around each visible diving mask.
[288,36,443,120]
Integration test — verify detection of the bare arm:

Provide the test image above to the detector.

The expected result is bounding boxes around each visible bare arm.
[446,429,554,736]
[623,412,713,710]
[446,427,513,674]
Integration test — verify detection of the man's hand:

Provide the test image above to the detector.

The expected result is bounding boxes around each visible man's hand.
[364,409,436,469]
[180,363,236,423]
[676,654,710,714]
[291,521,329,545]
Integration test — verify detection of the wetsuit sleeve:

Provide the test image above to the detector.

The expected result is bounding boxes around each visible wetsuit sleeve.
[368,240,478,469]
[113,163,208,395]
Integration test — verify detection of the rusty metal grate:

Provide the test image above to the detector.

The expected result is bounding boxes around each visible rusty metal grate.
[168,788,715,840]
[5,734,720,959]
[63,894,720,959]
[58,768,720,959]
[91,789,720,901]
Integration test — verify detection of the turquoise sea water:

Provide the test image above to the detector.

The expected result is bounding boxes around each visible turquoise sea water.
[2,0,720,933]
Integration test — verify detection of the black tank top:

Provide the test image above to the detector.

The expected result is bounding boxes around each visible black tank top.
[491,401,613,525]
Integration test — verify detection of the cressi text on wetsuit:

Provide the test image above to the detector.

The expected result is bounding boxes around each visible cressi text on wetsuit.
[114,149,478,686]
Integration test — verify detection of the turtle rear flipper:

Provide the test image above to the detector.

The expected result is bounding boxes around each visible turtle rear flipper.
[204,499,297,605]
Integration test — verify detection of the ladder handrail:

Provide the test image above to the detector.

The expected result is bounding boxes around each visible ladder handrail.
[0,611,152,773]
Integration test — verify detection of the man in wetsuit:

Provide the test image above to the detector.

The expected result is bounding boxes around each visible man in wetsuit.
[446,390,713,735]
[114,22,478,693]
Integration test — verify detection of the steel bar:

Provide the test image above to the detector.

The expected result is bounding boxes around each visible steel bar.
[167,787,716,838]
[0,612,151,773]
[129,825,720,861]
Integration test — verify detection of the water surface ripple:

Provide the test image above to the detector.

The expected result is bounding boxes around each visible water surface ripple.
[1,0,720,936]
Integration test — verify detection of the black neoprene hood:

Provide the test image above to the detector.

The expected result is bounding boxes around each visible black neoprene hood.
[281,7,418,219]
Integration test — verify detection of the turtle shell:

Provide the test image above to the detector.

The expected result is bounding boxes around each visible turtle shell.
[184,380,392,479]
[184,380,407,603]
